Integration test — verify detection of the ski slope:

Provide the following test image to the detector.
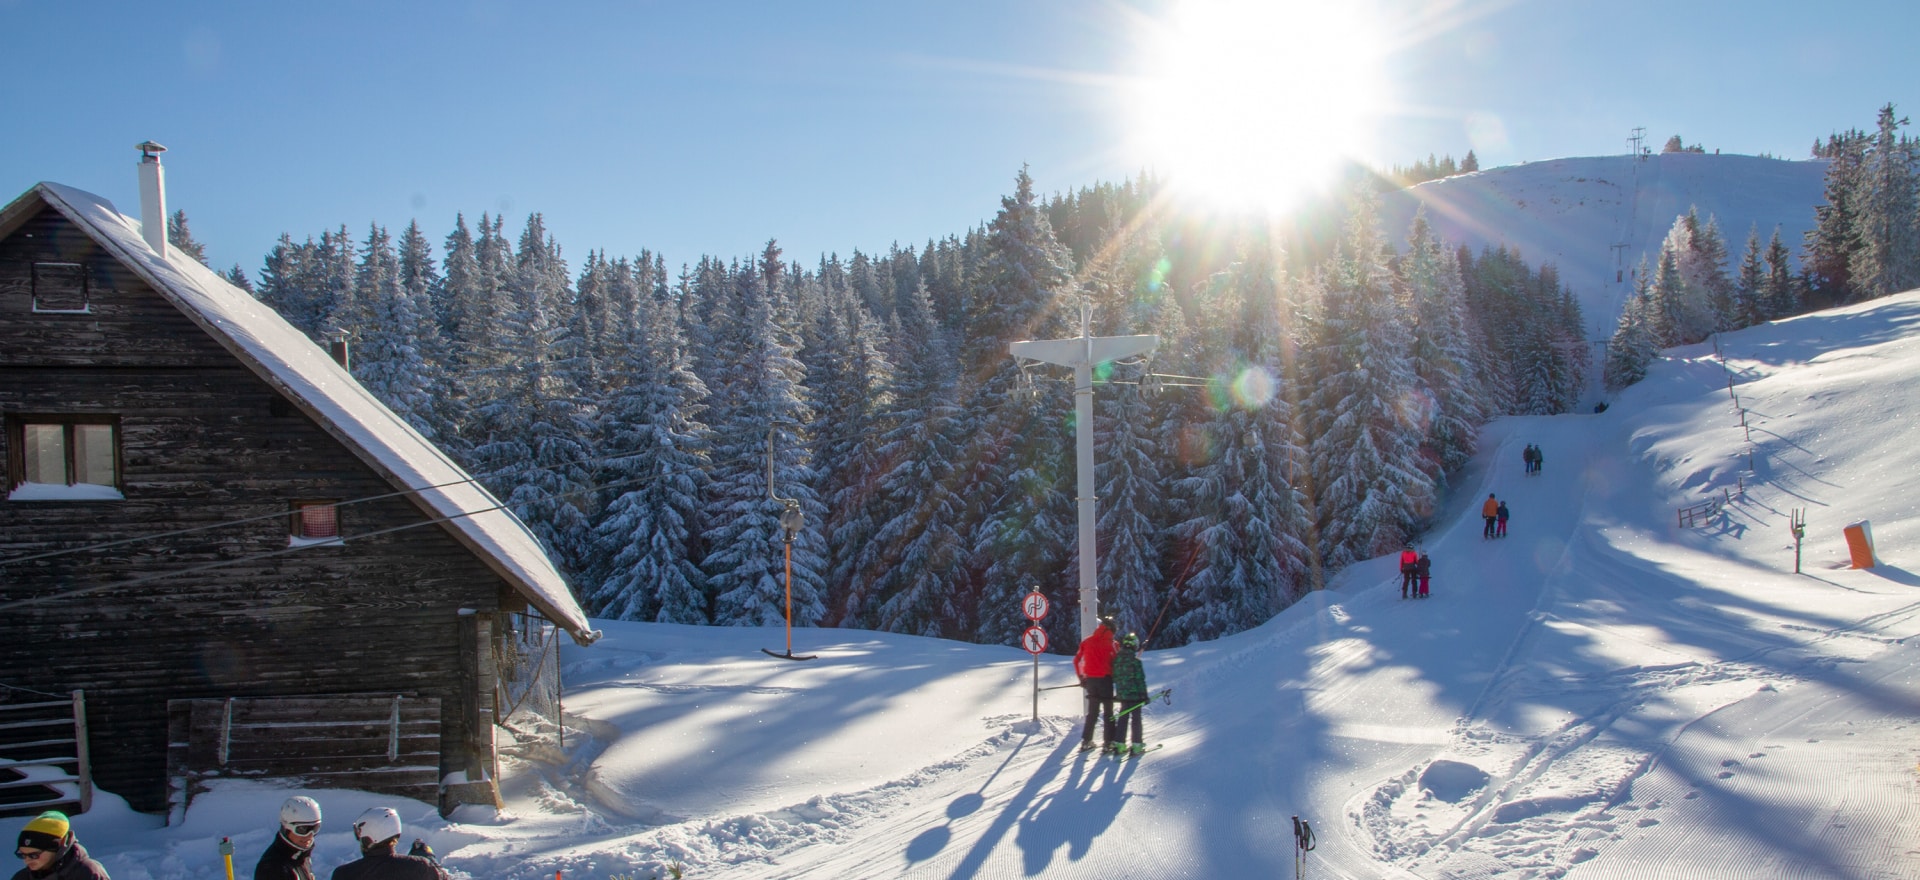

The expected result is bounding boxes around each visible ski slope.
[62,293,1920,879]
[1377,152,1828,338]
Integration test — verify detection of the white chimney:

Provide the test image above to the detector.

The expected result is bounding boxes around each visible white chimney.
[136,140,168,259]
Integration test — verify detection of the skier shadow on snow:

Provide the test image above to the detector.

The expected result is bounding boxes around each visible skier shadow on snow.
[1012,743,1141,874]
[932,736,1140,879]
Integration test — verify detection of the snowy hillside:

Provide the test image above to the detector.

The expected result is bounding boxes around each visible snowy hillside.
[53,291,1920,878]
[1378,153,1828,337]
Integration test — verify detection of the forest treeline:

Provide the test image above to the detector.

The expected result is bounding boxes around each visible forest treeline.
[182,168,1589,649]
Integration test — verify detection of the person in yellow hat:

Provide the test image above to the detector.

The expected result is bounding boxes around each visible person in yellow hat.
[11,811,108,880]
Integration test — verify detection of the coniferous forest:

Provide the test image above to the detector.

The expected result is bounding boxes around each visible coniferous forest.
[208,167,1599,650]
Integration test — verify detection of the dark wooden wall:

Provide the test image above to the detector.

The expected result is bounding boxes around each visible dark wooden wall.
[0,205,521,812]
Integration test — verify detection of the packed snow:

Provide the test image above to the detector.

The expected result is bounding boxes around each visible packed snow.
[43,286,1920,878]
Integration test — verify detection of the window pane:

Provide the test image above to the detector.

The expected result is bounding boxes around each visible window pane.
[296,504,339,539]
[72,424,116,487]
[23,424,67,484]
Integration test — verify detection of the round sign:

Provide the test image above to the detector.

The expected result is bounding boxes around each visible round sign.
[1021,625,1049,655]
[1021,591,1049,621]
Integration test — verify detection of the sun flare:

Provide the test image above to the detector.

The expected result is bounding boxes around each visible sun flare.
[1129,0,1388,214]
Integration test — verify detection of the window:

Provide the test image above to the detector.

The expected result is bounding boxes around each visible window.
[31,262,90,313]
[289,501,342,546]
[5,415,122,500]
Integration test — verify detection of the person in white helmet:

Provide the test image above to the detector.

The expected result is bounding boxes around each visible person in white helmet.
[254,796,322,880]
[329,808,445,880]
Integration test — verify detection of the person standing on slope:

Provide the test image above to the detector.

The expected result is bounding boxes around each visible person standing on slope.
[1482,493,1500,539]
[1522,444,1535,475]
[1416,551,1432,598]
[1533,446,1545,475]
[1496,500,1511,538]
[1073,615,1120,754]
[1399,544,1420,599]
[1110,633,1150,756]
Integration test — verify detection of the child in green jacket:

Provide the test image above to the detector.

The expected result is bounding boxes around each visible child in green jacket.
[1110,633,1149,755]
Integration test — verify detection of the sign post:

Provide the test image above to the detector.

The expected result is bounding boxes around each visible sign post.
[1021,586,1050,723]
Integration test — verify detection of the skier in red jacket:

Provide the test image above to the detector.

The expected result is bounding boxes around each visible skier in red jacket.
[1073,615,1119,753]
[1399,545,1419,598]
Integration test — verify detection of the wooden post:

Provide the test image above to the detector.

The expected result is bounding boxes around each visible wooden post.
[71,690,92,813]
[1791,508,1806,574]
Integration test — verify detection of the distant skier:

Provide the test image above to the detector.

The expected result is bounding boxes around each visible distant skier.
[1482,493,1499,539]
[1416,551,1432,598]
[1073,615,1119,754]
[1533,446,1544,474]
[1111,633,1150,756]
[1399,544,1419,599]
[1496,500,1510,538]
[1522,444,1536,475]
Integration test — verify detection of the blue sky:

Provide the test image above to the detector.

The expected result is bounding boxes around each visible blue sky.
[2,0,1913,277]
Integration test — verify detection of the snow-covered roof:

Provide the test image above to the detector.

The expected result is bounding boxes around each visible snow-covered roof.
[1,182,597,645]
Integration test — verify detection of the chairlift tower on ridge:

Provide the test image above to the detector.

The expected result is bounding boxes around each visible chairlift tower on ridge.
[1009,302,1158,640]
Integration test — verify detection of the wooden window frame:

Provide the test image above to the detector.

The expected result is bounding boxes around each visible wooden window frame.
[30,261,91,314]
[5,413,123,497]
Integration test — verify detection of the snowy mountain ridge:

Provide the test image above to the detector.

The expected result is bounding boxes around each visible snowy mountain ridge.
[1378,152,1829,337]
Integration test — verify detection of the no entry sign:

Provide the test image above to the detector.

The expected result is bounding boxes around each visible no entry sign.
[1021,625,1049,655]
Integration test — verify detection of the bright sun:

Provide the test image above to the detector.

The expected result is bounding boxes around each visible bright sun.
[1128,0,1388,214]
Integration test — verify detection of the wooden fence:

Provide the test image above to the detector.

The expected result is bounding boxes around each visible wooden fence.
[166,694,439,822]
[0,690,92,818]
[1677,491,1728,528]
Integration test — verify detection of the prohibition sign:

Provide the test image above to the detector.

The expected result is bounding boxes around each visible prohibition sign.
[1021,591,1049,621]
[1021,625,1049,655]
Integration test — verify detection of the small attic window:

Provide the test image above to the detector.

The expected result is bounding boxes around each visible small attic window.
[31,262,90,314]
[289,500,343,547]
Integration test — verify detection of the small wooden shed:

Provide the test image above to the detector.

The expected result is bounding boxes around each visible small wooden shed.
[0,180,599,818]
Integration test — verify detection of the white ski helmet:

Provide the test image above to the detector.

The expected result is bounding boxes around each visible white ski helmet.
[352,807,403,847]
[279,796,322,830]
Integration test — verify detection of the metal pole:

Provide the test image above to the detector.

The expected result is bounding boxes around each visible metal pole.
[1031,651,1039,724]
[1074,352,1098,638]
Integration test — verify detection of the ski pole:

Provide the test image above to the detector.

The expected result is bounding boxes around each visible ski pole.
[1039,683,1086,691]
[219,837,234,880]
[1112,687,1172,719]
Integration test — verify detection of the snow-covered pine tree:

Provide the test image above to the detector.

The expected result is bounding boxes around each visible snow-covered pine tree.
[859,281,971,636]
[1847,103,1920,301]
[1308,187,1433,570]
[1804,131,1868,307]
[1166,236,1311,643]
[349,224,440,438]
[1760,228,1800,319]
[1648,237,1691,349]
[803,254,896,621]
[471,215,596,584]
[1402,209,1484,477]
[166,210,209,267]
[1734,226,1767,330]
[253,234,326,338]
[701,251,827,628]
[587,271,714,623]
[1605,260,1659,390]
[962,167,1079,646]
[395,221,463,451]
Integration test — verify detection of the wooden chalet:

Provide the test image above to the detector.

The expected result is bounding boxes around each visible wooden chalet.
[0,163,599,819]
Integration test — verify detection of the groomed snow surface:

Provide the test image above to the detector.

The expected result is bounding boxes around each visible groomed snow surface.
[57,292,1920,878]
